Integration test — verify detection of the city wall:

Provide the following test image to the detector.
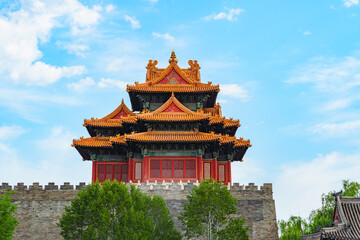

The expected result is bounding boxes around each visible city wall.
[0,181,278,240]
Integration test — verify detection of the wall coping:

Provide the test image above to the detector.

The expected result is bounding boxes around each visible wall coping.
[0,181,272,192]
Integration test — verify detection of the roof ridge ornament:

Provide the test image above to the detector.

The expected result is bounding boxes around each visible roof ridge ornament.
[169,50,178,65]
[146,60,158,69]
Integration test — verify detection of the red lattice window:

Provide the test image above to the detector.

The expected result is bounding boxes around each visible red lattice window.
[204,162,211,179]
[105,165,112,180]
[218,164,226,182]
[135,162,142,181]
[151,160,161,178]
[96,163,128,183]
[113,165,121,181]
[121,165,128,182]
[149,158,196,179]
[162,160,172,178]
[174,160,184,178]
[186,160,196,178]
[98,164,105,182]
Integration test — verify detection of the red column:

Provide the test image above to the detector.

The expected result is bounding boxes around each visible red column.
[227,161,232,185]
[197,156,203,182]
[92,161,96,183]
[143,157,149,182]
[213,159,217,180]
[128,158,133,182]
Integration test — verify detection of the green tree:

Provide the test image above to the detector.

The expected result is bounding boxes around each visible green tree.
[58,180,181,240]
[217,218,249,240]
[308,179,360,233]
[0,192,18,240]
[179,179,249,240]
[148,195,182,240]
[278,180,360,239]
[278,216,308,240]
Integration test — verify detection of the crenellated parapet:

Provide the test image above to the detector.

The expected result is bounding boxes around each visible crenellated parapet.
[1,181,271,194]
[1,181,278,240]
[0,182,87,191]
[1,181,273,201]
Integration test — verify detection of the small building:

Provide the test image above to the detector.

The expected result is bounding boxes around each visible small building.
[72,51,251,184]
[302,192,360,240]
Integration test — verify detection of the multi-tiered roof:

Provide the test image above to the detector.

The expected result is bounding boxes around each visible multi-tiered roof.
[72,51,251,183]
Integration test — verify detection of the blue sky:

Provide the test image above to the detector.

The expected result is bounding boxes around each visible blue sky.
[1,0,360,221]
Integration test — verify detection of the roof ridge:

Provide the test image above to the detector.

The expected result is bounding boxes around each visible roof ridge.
[98,99,134,120]
[149,95,202,115]
[149,51,196,85]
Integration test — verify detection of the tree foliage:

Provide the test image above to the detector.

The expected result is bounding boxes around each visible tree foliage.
[308,179,360,233]
[278,216,308,240]
[179,179,249,240]
[0,192,18,240]
[279,180,360,239]
[217,217,249,240]
[58,180,181,240]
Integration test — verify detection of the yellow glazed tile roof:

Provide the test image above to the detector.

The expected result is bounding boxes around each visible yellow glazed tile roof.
[224,118,241,127]
[145,51,201,83]
[110,134,126,145]
[83,91,238,127]
[234,138,252,147]
[129,52,219,93]
[123,131,220,142]
[72,136,112,147]
[99,99,134,120]
[84,119,123,127]
[137,94,210,122]
[126,83,220,93]
[84,113,239,127]
[72,132,251,148]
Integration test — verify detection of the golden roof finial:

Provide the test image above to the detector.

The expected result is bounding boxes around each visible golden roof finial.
[121,99,124,104]
[169,50,178,64]
[171,92,175,97]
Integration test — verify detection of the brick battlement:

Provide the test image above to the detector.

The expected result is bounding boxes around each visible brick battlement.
[0,181,278,240]
[1,181,272,193]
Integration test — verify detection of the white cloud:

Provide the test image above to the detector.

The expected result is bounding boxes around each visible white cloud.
[219,84,249,101]
[56,41,89,57]
[0,0,101,86]
[105,4,115,13]
[232,159,265,184]
[286,56,360,139]
[303,31,312,35]
[124,14,141,29]
[0,88,82,121]
[106,56,145,73]
[204,8,244,21]
[286,56,360,93]
[275,152,360,221]
[343,0,359,7]
[152,32,175,42]
[0,126,26,142]
[321,98,353,111]
[0,126,92,185]
[68,77,95,92]
[309,120,360,137]
[98,78,129,90]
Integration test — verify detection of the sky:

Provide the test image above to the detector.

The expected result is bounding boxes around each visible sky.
[1,0,360,222]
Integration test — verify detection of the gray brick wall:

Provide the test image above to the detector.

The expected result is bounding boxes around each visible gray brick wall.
[0,181,278,240]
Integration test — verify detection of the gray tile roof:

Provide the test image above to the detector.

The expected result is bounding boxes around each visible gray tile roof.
[321,194,360,240]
